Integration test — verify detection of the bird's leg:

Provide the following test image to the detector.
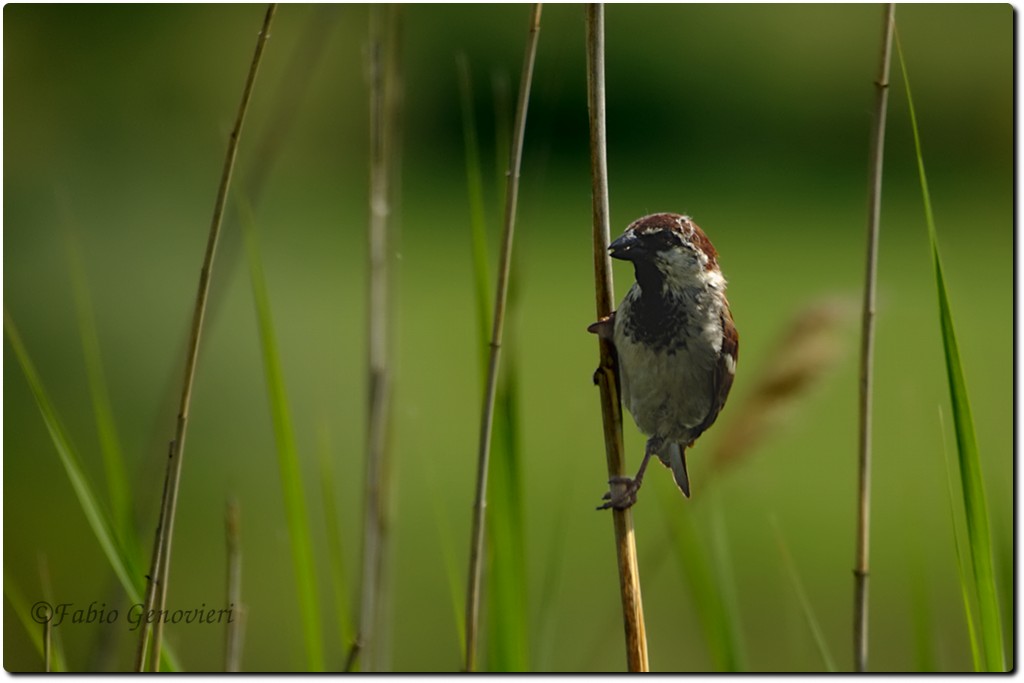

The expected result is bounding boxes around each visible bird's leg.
[598,437,661,510]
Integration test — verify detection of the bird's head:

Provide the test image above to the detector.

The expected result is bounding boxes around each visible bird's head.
[609,213,724,293]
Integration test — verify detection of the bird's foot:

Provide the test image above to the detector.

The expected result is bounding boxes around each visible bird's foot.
[597,476,642,511]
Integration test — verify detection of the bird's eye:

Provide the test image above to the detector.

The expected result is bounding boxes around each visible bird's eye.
[648,231,680,251]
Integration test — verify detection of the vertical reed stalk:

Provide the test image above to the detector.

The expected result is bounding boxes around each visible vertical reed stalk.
[134,4,276,671]
[37,555,64,673]
[133,442,173,669]
[464,4,542,672]
[585,4,649,672]
[225,499,245,672]
[42,619,51,672]
[356,4,401,671]
[854,3,895,673]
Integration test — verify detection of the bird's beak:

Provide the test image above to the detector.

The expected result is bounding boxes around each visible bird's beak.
[608,231,639,260]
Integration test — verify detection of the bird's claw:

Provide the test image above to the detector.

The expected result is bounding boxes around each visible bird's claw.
[597,476,640,510]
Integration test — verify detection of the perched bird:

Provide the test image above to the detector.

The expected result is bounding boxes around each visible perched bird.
[589,213,738,509]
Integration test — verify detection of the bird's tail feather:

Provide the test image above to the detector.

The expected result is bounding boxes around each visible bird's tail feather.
[667,442,691,498]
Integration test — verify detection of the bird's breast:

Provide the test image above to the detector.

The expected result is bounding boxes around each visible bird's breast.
[613,286,723,442]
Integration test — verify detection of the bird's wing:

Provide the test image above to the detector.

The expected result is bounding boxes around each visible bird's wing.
[696,306,739,437]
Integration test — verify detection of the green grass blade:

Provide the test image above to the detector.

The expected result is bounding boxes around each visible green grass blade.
[661,489,744,672]
[897,40,1005,672]
[5,578,68,672]
[485,354,529,671]
[241,202,324,672]
[491,72,511,209]
[4,312,138,601]
[5,313,184,673]
[940,413,983,671]
[456,53,493,377]
[37,555,68,673]
[63,228,137,560]
[771,517,837,672]
[459,54,529,672]
[706,495,747,671]
[993,521,1013,666]
[316,425,354,655]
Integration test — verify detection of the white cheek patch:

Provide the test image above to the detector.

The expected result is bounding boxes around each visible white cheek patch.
[658,250,701,291]
[657,248,726,293]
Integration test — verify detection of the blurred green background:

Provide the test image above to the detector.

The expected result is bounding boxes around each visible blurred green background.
[3,3,1012,672]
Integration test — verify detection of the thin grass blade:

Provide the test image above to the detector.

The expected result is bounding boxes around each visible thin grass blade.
[485,350,529,671]
[5,579,68,672]
[316,425,355,653]
[771,517,837,672]
[63,225,135,556]
[463,5,541,671]
[458,57,530,670]
[660,487,744,672]
[897,39,1005,672]
[939,409,983,671]
[706,494,747,671]
[36,555,69,673]
[456,53,493,377]
[240,202,324,671]
[5,312,138,600]
[5,314,184,672]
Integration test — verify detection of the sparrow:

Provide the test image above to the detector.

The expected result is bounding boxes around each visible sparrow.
[589,213,738,509]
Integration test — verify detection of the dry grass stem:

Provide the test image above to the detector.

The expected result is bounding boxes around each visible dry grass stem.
[37,555,61,672]
[133,442,173,669]
[585,4,649,672]
[855,3,896,673]
[356,4,402,671]
[42,621,51,673]
[225,499,245,672]
[464,4,542,672]
[134,4,276,671]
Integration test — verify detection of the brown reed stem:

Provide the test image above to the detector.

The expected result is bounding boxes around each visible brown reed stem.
[134,5,276,671]
[585,4,649,673]
[463,4,542,672]
[42,620,51,672]
[37,553,66,672]
[356,4,401,672]
[133,441,173,670]
[855,2,895,673]
[224,498,245,672]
